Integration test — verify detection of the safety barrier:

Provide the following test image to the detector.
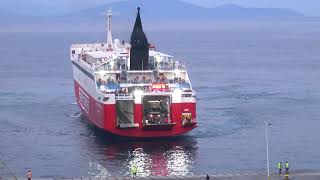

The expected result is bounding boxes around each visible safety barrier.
[0,153,17,180]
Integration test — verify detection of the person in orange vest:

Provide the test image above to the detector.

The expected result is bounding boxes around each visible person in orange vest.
[27,169,32,180]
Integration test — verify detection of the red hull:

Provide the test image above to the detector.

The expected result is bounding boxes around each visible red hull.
[74,80,196,138]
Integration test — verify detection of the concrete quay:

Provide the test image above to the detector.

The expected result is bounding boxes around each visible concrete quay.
[3,171,320,180]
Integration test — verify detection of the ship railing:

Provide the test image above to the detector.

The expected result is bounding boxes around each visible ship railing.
[0,153,17,180]
[116,94,134,100]
[71,43,107,50]
[120,79,189,85]
[181,93,192,98]
[156,61,186,70]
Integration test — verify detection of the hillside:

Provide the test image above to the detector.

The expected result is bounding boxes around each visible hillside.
[69,0,303,21]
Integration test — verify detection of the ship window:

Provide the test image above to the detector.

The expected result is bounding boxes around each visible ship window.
[182,94,192,97]
[180,82,191,89]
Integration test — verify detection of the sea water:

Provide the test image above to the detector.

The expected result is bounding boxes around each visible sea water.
[0,22,320,177]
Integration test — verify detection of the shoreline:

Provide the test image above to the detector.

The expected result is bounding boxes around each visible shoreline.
[4,171,320,180]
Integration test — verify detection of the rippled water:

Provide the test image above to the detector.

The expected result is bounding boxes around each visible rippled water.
[1,22,320,177]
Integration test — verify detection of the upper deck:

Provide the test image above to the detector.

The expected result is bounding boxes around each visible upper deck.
[70,8,193,97]
[71,41,186,72]
[71,41,192,93]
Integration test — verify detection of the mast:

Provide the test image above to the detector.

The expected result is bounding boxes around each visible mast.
[106,8,114,50]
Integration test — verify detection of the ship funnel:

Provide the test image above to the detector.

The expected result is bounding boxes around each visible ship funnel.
[130,7,149,70]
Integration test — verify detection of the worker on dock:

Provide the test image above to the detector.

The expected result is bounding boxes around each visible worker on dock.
[26,169,32,180]
[131,165,137,177]
[278,162,282,174]
[285,161,290,174]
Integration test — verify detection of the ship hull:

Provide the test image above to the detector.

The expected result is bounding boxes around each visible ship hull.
[74,80,196,138]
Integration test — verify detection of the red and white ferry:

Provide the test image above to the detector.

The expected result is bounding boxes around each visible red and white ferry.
[70,7,196,137]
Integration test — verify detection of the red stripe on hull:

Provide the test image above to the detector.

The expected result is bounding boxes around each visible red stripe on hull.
[74,80,196,137]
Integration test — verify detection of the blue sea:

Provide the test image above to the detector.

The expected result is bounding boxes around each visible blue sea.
[0,22,320,177]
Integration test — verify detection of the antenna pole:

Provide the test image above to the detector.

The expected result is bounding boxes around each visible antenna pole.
[106,8,114,50]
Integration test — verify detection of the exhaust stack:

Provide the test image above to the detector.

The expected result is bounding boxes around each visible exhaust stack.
[130,7,149,70]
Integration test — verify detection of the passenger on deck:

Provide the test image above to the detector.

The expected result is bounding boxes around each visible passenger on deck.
[107,77,112,83]
[117,77,121,84]
[159,73,166,83]
[135,76,140,83]
[178,77,182,83]
[27,169,32,180]
[144,86,149,92]
[97,78,102,87]
[174,77,178,83]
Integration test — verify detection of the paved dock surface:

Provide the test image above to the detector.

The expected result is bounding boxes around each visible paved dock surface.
[2,171,320,180]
